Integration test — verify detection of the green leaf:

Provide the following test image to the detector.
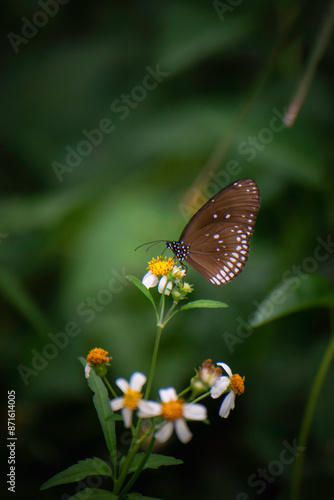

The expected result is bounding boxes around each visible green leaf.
[128,453,183,474]
[79,358,117,466]
[106,414,123,422]
[126,275,157,312]
[40,458,112,490]
[126,493,162,500]
[248,274,334,328]
[180,299,228,311]
[68,489,118,500]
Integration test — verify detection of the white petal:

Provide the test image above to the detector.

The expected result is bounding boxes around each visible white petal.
[110,397,125,411]
[142,271,158,289]
[84,364,91,379]
[159,387,178,403]
[183,403,207,421]
[122,407,133,428]
[115,378,129,394]
[155,421,174,443]
[210,376,230,399]
[137,400,162,418]
[129,372,147,391]
[217,362,232,378]
[175,419,193,443]
[158,276,173,295]
[219,391,236,418]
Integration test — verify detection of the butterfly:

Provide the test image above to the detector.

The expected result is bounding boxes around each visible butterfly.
[166,178,260,285]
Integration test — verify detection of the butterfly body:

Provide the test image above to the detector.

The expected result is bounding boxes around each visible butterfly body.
[165,241,190,261]
[166,178,260,286]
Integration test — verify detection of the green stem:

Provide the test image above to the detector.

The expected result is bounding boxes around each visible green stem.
[290,309,334,500]
[145,293,166,399]
[101,375,118,479]
[181,5,300,206]
[160,300,179,328]
[119,437,156,500]
[191,391,211,404]
[113,424,142,495]
[284,0,334,127]
[157,287,166,325]
[102,376,118,398]
[113,294,166,495]
[178,386,192,398]
[145,327,162,400]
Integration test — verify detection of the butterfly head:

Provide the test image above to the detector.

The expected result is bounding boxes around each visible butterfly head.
[166,240,190,262]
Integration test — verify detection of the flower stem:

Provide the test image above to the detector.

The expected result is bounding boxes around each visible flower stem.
[102,376,117,398]
[113,423,142,495]
[161,300,179,327]
[145,293,166,399]
[113,296,166,496]
[284,0,334,127]
[191,391,211,404]
[119,437,156,500]
[145,327,162,400]
[178,385,192,398]
[290,309,334,500]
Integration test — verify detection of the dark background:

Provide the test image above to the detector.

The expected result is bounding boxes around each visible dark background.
[1,1,334,499]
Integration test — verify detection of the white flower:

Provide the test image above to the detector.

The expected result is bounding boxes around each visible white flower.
[142,270,173,295]
[141,256,175,295]
[137,387,207,443]
[210,362,245,418]
[110,372,146,428]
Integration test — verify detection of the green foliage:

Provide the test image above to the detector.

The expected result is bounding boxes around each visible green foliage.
[126,275,157,314]
[249,275,334,328]
[180,299,228,311]
[79,358,117,466]
[127,454,183,474]
[40,457,112,490]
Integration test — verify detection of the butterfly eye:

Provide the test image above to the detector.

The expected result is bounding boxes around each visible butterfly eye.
[166,178,260,285]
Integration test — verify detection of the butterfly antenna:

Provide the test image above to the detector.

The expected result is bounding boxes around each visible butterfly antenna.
[134,240,166,252]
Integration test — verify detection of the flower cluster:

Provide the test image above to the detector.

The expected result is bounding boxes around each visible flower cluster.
[142,255,192,299]
[85,348,112,378]
[85,351,245,444]
[190,358,223,395]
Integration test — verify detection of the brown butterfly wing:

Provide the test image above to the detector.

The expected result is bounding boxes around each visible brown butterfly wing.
[179,179,260,285]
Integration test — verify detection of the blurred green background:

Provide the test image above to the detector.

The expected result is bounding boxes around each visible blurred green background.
[2,0,334,499]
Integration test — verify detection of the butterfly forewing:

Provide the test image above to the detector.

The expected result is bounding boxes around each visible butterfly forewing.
[172,179,260,285]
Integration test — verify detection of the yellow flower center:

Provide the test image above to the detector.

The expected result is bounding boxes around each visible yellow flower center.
[86,348,111,365]
[230,374,245,395]
[123,389,142,410]
[161,399,184,420]
[148,256,175,277]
